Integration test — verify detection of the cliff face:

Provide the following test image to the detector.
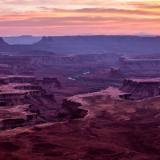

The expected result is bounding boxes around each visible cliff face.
[0,88,159,160]
[121,78,160,100]
[0,75,60,130]
[0,76,160,159]
[33,36,160,55]
[120,57,160,77]
[59,99,88,120]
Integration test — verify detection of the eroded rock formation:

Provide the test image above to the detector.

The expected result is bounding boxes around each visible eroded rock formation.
[0,75,61,130]
[120,78,160,100]
[0,87,160,159]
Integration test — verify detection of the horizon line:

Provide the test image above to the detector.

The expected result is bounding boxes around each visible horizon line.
[2,34,160,38]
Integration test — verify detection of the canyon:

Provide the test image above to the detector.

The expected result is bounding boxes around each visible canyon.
[0,36,160,159]
[0,81,160,159]
[0,75,62,130]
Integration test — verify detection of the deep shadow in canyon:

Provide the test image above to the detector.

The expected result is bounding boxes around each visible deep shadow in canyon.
[0,36,160,160]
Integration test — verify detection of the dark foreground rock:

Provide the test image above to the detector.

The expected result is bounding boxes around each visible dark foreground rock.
[0,89,160,159]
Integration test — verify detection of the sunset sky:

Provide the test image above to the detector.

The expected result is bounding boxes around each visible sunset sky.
[0,0,160,36]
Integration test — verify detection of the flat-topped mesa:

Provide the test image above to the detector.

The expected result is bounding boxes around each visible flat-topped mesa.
[0,75,60,107]
[119,57,160,77]
[1,75,36,84]
[0,75,35,85]
[0,104,37,130]
[0,75,59,129]
[0,75,61,87]
[120,78,160,100]
[0,83,45,106]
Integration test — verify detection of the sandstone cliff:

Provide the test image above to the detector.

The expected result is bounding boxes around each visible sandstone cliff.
[120,78,160,100]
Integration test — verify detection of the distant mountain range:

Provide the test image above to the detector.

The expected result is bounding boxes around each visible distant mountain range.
[1,35,160,56]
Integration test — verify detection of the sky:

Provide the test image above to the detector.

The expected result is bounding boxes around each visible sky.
[0,0,160,36]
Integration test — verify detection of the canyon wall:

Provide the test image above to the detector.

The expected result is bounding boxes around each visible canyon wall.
[120,78,160,100]
[120,57,160,77]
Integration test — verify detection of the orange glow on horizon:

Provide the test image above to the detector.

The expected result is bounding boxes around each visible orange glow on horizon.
[0,0,160,36]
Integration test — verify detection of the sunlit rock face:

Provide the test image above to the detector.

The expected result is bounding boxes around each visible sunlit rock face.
[120,57,160,77]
